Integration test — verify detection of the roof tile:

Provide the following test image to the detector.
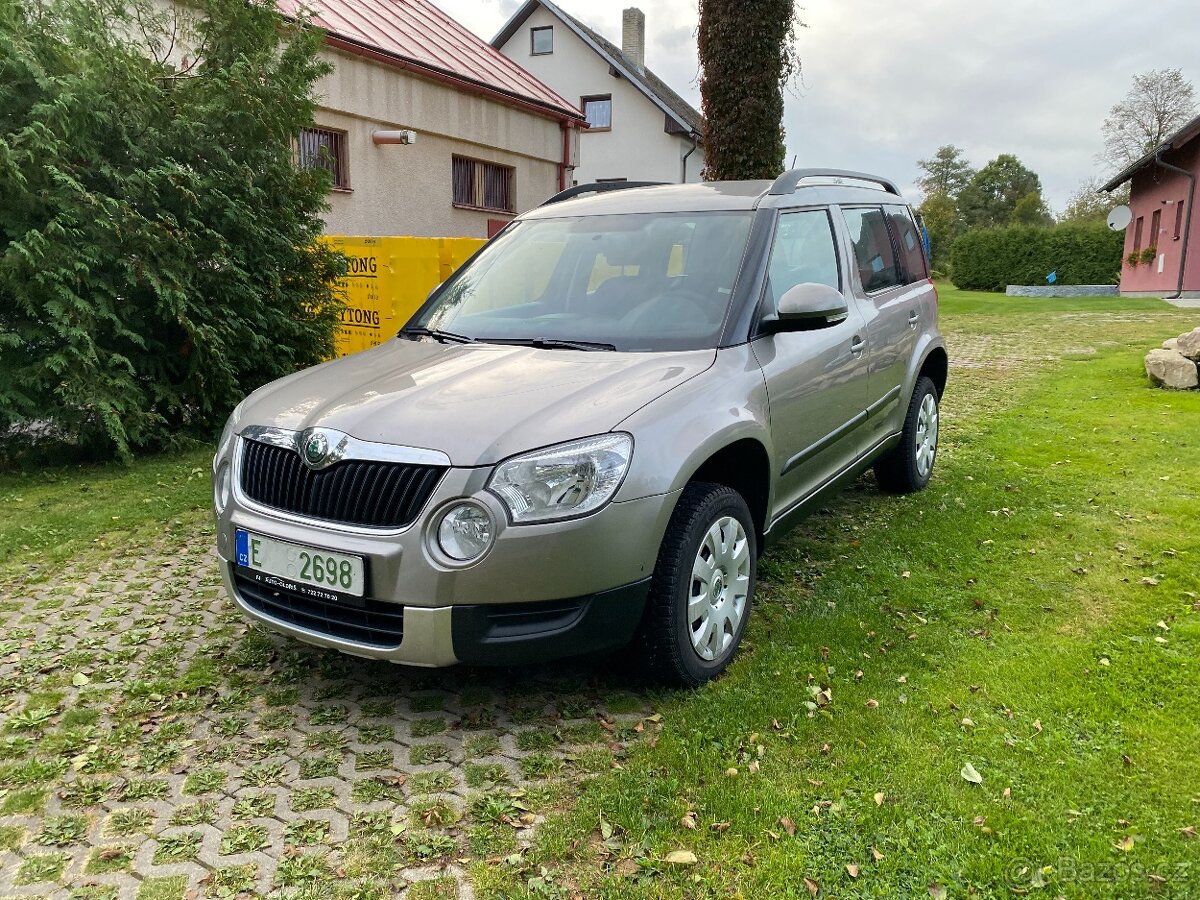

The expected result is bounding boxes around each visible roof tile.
[278,0,583,119]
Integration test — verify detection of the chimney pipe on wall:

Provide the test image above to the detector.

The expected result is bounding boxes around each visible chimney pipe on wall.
[622,8,645,71]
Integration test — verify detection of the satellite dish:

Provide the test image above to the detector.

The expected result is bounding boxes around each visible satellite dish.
[1107,205,1133,231]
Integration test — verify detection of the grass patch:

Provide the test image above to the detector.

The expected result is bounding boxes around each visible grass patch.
[0,449,212,578]
[478,299,1200,897]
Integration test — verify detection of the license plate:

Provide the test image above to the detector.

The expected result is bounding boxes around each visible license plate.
[235,530,365,598]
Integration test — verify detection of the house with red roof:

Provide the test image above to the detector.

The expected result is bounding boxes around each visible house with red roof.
[1103,113,1200,299]
[274,0,586,237]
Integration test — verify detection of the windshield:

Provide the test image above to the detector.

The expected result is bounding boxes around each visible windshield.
[411,211,754,352]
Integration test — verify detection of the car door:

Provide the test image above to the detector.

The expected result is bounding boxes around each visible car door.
[750,208,871,518]
[838,205,927,443]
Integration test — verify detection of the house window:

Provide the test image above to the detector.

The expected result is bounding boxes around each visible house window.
[452,156,515,213]
[1175,201,1186,240]
[531,26,553,55]
[1133,216,1144,253]
[582,95,613,130]
[1149,209,1161,249]
[298,127,349,189]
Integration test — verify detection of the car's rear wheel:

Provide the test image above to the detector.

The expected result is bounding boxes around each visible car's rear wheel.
[875,375,940,493]
[635,482,756,686]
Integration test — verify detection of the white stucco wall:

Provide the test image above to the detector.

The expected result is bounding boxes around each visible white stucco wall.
[313,48,567,238]
[498,7,704,185]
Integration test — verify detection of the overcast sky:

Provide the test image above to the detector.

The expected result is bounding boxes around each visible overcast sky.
[432,0,1199,211]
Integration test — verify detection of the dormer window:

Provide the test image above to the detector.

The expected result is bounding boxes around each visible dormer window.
[531,26,553,55]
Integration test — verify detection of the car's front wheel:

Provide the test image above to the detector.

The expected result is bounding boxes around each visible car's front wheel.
[875,375,940,493]
[635,482,756,686]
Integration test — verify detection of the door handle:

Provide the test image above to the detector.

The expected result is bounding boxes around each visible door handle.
[850,336,866,354]
[908,311,920,328]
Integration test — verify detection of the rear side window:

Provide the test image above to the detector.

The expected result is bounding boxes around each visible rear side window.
[841,206,902,293]
[886,205,928,283]
[765,209,841,307]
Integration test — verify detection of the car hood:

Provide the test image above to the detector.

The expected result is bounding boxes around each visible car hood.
[236,338,716,466]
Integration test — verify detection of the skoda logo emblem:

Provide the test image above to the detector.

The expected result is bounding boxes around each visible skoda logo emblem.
[302,431,329,468]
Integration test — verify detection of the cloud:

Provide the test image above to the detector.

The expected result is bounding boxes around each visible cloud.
[432,0,1199,210]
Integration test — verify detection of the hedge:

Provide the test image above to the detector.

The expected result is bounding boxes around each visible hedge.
[951,223,1124,292]
[0,0,345,462]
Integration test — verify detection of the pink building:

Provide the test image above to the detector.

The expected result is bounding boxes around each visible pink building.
[1103,113,1200,298]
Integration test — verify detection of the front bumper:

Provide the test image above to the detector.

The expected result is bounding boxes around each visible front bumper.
[214,444,678,666]
[221,560,651,666]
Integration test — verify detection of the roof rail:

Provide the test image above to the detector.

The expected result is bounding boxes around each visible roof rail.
[540,181,666,207]
[769,168,901,197]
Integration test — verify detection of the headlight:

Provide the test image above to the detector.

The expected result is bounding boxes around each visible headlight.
[214,461,231,515]
[435,501,494,562]
[487,433,633,524]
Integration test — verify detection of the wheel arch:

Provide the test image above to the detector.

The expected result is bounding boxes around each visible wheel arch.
[920,345,948,398]
[684,438,772,543]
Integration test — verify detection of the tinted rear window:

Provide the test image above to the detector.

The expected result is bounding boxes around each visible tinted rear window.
[886,205,928,284]
[841,207,902,293]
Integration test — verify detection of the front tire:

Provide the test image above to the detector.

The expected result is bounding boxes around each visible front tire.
[875,375,940,493]
[635,482,757,687]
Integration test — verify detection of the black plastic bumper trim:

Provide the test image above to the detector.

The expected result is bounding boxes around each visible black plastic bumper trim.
[450,578,652,666]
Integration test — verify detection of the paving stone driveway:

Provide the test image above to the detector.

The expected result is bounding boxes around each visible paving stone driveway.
[0,525,653,899]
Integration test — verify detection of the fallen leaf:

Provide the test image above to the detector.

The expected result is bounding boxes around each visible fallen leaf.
[873,791,885,807]
[680,812,697,830]
[865,699,879,709]
[846,863,860,878]
[1178,825,1196,839]
[804,877,820,896]
[871,847,884,861]
[960,762,984,784]
[665,850,697,865]
[928,884,947,900]
[779,816,796,836]
[725,767,738,778]
[71,672,90,687]
[1114,835,1135,852]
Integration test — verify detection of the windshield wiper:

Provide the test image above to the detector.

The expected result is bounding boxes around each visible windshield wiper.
[399,326,475,344]
[486,337,617,352]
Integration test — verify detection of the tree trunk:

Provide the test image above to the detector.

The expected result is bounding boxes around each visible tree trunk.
[698,0,796,181]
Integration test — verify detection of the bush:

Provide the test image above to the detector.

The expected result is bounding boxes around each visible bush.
[0,0,345,461]
[950,223,1124,292]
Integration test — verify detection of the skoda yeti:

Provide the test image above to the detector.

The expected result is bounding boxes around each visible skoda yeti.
[212,169,947,686]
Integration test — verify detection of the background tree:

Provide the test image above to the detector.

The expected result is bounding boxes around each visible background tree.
[916,145,975,200]
[917,192,959,272]
[1102,68,1197,170]
[1060,177,1130,224]
[0,0,345,461]
[698,0,802,180]
[914,145,975,270]
[958,154,1049,229]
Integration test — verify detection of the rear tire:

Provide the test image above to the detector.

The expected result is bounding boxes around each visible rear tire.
[875,376,940,494]
[634,482,757,687]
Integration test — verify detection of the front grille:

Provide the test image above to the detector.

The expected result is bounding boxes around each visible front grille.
[234,573,404,648]
[239,438,445,528]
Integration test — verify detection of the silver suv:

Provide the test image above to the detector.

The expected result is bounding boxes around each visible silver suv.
[212,169,947,686]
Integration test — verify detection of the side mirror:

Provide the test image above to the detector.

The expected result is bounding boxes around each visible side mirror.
[764,282,849,333]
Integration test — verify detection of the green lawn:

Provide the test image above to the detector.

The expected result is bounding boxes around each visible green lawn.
[473,292,1200,898]
[0,449,213,579]
[1,290,1196,899]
